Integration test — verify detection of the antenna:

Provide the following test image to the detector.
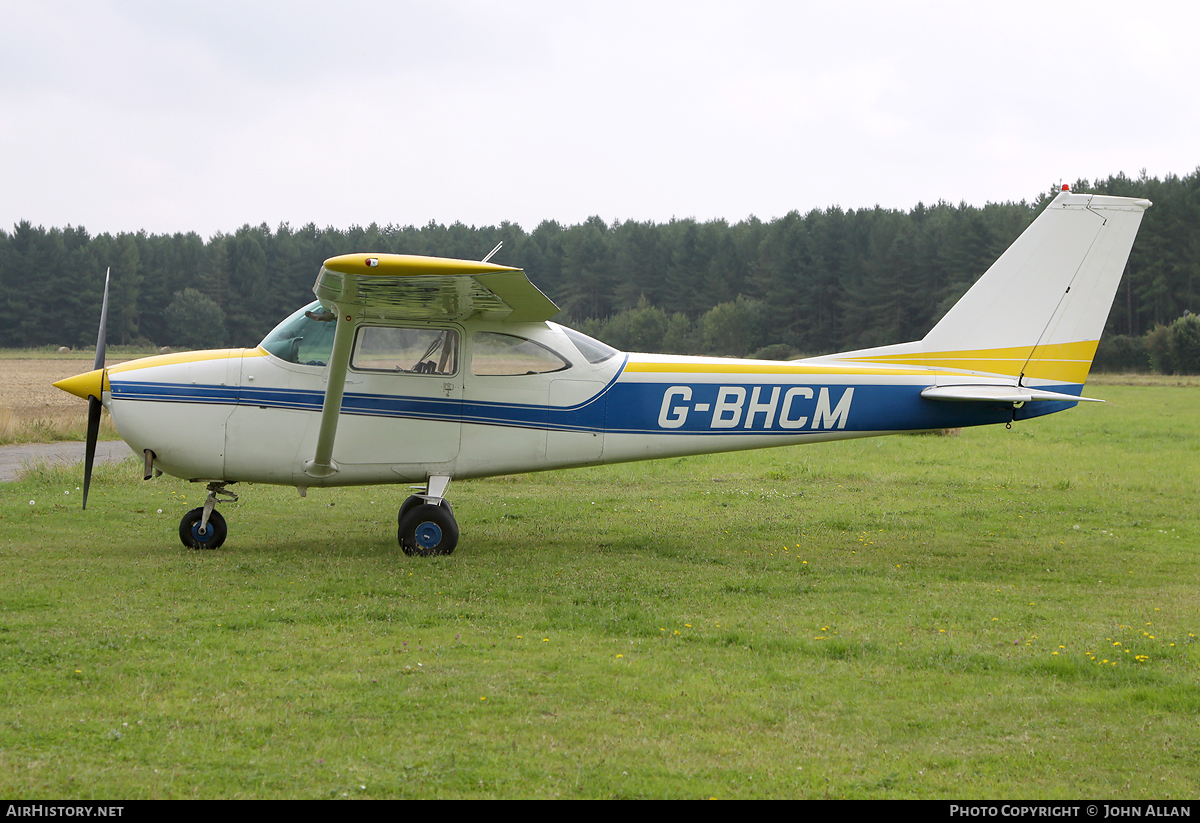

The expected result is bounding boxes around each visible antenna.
[481,241,503,263]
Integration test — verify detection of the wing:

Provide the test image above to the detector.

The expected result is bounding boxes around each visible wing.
[304,253,558,479]
[315,253,559,322]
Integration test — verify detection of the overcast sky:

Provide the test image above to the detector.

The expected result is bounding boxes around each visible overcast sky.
[2,0,1196,239]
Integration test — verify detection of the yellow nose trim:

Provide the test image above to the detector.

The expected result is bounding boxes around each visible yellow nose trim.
[52,368,110,401]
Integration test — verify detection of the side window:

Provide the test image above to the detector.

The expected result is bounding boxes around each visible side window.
[352,327,459,375]
[562,326,619,364]
[472,332,571,376]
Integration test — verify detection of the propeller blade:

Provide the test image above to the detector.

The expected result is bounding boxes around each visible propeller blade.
[93,268,110,371]
[83,268,110,510]
[82,396,101,510]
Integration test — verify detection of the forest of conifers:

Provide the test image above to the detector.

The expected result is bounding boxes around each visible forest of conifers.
[3,169,1197,370]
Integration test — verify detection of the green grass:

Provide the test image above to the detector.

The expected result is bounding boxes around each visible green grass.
[1,384,1197,798]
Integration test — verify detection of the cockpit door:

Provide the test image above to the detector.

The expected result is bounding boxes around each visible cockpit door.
[330,324,463,468]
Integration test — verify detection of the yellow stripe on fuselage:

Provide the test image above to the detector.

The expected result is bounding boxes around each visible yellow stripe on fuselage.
[835,341,1099,384]
[623,361,940,377]
[624,340,1098,383]
[106,347,267,375]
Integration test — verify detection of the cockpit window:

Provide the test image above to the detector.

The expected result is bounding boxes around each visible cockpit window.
[260,301,336,366]
[562,327,619,364]
[472,332,571,376]
[352,327,459,375]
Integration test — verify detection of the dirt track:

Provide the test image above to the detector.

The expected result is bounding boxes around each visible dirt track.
[1,358,97,415]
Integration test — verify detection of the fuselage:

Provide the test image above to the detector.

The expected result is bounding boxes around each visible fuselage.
[98,311,1061,487]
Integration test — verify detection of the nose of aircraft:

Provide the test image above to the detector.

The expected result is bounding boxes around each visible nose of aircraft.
[53,367,110,401]
[56,267,114,511]
[53,366,113,510]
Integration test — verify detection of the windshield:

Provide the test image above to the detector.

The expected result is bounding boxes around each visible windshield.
[260,301,337,366]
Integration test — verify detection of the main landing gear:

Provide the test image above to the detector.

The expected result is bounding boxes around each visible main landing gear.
[172,478,460,556]
[179,482,237,550]
[397,475,458,557]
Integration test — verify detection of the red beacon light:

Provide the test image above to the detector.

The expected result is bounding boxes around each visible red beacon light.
[1061,184,1070,191]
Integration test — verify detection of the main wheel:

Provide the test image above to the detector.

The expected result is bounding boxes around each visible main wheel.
[398,495,453,525]
[179,507,227,550]
[397,494,422,525]
[398,503,459,557]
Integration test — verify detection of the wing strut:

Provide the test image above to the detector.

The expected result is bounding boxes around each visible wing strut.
[304,299,359,478]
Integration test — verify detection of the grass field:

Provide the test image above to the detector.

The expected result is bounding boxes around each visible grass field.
[1,380,1197,798]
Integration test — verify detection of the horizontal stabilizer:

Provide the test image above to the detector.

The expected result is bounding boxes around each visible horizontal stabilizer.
[921,385,1102,404]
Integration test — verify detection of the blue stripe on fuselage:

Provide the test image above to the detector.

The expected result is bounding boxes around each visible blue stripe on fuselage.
[110,376,1022,435]
[604,382,1013,433]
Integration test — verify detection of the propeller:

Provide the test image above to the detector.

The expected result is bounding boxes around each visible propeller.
[82,268,110,510]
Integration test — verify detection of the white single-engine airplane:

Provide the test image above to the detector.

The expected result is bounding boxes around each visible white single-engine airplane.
[55,187,1150,555]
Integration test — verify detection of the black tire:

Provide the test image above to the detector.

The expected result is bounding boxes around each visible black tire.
[179,507,227,550]
[398,503,459,557]
[397,494,423,526]
[397,495,453,526]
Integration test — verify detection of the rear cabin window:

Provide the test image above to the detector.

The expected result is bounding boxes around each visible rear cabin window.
[352,327,459,375]
[562,327,619,364]
[471,332,571,376]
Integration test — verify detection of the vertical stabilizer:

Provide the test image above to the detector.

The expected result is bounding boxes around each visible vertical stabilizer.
[920,190,1151,386]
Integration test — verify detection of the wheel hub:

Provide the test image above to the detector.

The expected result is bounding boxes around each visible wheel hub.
[413,521,442,548]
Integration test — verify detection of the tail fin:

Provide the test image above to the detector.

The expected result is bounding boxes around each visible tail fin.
[920,189,1151,387]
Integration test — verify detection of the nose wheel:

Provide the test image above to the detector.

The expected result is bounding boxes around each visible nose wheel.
[178,482,237,550]
[179,507,227,549]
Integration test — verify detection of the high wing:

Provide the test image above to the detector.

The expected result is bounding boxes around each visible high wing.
[304,254,560,478]
[315,253,559,322]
